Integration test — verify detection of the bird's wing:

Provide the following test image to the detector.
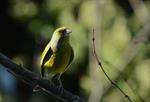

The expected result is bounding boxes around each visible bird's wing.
[66,47,74,68]
[40,43,53,77]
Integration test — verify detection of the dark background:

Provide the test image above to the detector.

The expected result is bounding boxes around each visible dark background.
[0,0,150,102]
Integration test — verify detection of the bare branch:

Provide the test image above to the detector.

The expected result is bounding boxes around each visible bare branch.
[104,60,145,102]
[92,29,133,102]
[0,53,84,102]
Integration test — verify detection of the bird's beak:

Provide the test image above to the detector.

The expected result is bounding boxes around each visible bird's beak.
[64,29,72,36]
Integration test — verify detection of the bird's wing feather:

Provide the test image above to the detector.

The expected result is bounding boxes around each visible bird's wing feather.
[40,43,53,77]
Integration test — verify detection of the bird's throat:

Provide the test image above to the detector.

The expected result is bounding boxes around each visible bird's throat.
[50,36,69,51]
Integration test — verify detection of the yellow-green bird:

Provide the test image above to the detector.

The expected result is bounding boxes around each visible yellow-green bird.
[40,27,74,85]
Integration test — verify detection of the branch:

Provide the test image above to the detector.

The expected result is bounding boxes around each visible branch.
[103,60,145,102]
[92,29,133,102]
[0,53,84,102]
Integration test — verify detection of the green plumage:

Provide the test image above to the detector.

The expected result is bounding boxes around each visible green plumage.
[40,27,74,80]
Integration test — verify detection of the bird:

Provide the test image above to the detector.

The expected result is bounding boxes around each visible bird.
[40,27,74,86]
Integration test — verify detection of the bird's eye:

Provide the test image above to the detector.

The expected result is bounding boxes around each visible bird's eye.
[59,30,64,33]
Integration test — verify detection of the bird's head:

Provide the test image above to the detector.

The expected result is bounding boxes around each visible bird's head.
[54,27,72,38]
[50,27,72,48]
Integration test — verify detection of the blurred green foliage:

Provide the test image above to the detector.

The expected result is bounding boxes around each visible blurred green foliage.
[0,0,150,102]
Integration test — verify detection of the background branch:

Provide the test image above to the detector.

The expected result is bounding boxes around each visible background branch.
[0,52,84,102]
[88,0,103,102]
[92,29,133,102]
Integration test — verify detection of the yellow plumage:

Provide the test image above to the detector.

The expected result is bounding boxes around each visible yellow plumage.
[40,27,74,80]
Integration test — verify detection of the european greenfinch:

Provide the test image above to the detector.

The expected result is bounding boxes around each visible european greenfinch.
[40,27,74,85]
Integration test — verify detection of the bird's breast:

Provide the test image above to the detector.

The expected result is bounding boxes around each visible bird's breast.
[46,44,72,74]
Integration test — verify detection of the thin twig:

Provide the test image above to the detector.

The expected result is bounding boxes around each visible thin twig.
[104,60,145,102]
[92,29,133,102]
[0,53,84,102]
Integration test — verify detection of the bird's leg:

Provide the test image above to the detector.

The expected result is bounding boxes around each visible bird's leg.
[52,74,64,95]
[52,74,63,87]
